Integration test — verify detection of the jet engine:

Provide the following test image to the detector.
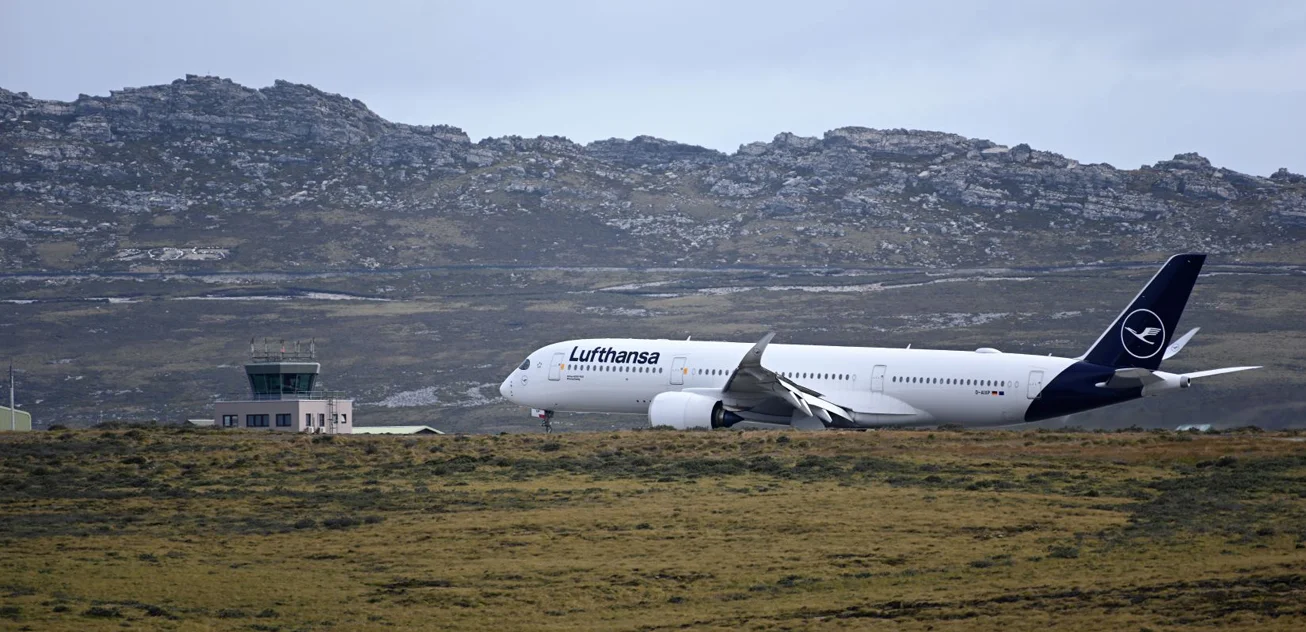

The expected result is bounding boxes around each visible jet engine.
[1141,371,1192,396]
[648,392,740,430]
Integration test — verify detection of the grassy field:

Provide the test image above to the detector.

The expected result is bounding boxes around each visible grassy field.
[2,426,1306,631]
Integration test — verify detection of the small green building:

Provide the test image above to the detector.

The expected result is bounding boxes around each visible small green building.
[1,406,31,432]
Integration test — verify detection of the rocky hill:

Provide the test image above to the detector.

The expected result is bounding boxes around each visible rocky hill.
[4,75,1305,274]
[3,76,1305,431]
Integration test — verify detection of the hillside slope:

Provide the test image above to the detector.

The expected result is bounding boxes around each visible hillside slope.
[4,75,1304,273]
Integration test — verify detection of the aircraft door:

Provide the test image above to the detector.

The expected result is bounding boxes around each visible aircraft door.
[1027,370,1044,399]
[871,365,886,393]
[670,356,687,385]
[548,352,564,381]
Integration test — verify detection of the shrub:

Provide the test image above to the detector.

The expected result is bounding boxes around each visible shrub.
[83,606,122,618]
[322,516,358,529]
[1048,545,1080,559]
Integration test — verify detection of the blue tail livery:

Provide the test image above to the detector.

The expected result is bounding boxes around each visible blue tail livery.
[1080,253,1205,371]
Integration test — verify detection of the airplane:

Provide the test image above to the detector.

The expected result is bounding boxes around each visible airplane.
[498,254,1261,430]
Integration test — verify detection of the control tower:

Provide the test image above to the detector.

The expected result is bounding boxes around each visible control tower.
[215,339,353,434]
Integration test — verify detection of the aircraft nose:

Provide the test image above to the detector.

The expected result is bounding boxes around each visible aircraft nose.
[499,375,513,401]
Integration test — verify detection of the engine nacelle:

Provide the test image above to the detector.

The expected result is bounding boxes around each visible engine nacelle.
[1142,371,1192,396]
[648,392,729,430]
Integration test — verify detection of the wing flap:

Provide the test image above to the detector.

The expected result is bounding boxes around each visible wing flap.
[721,332,854,427]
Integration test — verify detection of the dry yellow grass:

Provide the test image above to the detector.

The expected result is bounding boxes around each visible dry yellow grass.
[1,428,1304,631]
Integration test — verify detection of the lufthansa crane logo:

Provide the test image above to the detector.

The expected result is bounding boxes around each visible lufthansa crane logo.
[1120,308,1166,359]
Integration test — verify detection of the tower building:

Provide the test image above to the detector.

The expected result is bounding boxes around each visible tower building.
[214,339,353,434]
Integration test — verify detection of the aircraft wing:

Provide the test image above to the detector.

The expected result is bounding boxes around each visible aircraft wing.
[1098,365,1262,390]
[1182,366,1261,379]
[720,332,855,426]
[1098,367,1167,389]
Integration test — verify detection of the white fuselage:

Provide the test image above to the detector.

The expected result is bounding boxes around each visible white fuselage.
[500,338,1078,427]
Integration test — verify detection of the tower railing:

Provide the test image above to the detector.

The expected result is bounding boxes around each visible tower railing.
[216,390,348,402]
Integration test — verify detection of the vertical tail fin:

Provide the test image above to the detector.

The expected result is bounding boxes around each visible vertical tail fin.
[1081,254,1205,370]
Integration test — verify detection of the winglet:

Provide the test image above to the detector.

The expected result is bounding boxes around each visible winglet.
[740,332,775,370]
[1163,327,1200,361]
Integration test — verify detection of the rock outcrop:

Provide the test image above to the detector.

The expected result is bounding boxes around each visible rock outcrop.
[2,75,1303,272]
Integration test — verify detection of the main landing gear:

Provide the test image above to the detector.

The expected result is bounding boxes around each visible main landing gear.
[532,408,554,433]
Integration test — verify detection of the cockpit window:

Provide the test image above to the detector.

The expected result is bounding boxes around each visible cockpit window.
[518,359,531,371]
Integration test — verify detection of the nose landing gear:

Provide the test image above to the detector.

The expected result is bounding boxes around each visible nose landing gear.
[531,408,554,433]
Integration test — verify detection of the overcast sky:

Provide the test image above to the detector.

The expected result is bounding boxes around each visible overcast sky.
[3,0,1304,175]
